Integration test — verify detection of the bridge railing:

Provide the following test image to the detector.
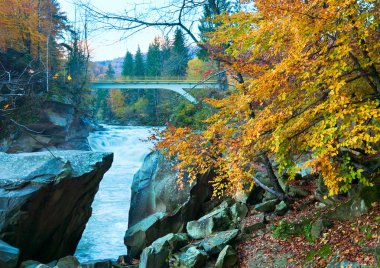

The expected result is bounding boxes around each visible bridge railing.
[89,76,218,83]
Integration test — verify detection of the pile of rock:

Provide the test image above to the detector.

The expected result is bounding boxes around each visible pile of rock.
[130,200,246,268]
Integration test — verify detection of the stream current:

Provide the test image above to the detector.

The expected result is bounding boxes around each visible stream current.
[74,125,156,263]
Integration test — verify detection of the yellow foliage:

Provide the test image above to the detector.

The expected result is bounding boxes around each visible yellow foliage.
[156,0,380,197]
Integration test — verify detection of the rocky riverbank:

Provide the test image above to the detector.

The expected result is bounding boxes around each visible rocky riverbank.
[1,149,379,268]
[1,101,101,153]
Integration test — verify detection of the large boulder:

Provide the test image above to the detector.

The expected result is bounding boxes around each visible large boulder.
[7,101,98,153]
[126,151,213,258]
[0,240,19,268]
[0,151,113,263]
[254,199,279,213]
[215,245,237,268]
[55,256,81,268]
[170,247,208,268]
[129,151,212,227]
[139,233,188,268]
[186,206,231,240]
[200,229,239,255]
[325,185,380,221]
[124,213,167,258]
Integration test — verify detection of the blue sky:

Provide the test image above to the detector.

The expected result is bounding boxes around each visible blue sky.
[58,0,162,61]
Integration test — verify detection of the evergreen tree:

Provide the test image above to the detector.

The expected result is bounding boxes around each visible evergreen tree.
[122,51,134,77]
[161,35,171,63]
[166,28,189,77]
[134,46,145,77]
[160,35,171,76]
[105,63,115,80]
[146,37,162,77]
[198,0,233,60]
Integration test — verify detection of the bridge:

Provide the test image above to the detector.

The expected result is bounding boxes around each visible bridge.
[88,81,222,103]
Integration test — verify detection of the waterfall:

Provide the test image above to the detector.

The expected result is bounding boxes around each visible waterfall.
[75,125,156,262]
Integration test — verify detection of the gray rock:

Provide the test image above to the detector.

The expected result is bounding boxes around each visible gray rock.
[186,207,231,239]
[128,150,213,225]
[0,151,113,263]
[55,256,80,268]
[254,199,279,213]
[7,101,93,153]
[139,233,188,268]
[20,263,50,268]
[214,245,237,268]
[275,201,288,216]
[126,151,214,258]
[325,197,368,221]
[124,212,167,258]
[229,203,248,222]
[310,219,332,239]
[287,186,309,198]
[81,259,113,268]
[200,229,239,255]
[171,247,208,268]
[0,240,19,268]
[241,222,265,234]
[186,217,214,240]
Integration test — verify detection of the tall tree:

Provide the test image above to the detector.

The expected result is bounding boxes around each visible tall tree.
[146,37,162,77]
[198,0,232,60]
[156,0,380,199]
[166,28,189,77]
[134,46,145,77]
[122,51,134,77]
[105,63,115,80]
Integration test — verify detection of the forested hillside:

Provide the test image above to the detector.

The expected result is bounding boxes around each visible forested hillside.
[0,0,91,144]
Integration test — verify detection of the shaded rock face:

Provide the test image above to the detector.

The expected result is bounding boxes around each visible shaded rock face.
[0,151,113,263]
[129,151,197,227]
[126,151,213,258]
[7,101,99,153]
[139,233,188,268]
[0,240,19,268]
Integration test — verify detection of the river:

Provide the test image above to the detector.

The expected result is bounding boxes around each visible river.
[75,125,156,263]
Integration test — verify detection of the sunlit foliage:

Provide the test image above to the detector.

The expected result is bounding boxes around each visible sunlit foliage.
[156,0,380,197]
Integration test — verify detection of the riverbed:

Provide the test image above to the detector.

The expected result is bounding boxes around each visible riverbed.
[75,125,156,262]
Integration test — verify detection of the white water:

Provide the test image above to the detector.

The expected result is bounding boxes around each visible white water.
[75,125,156,263]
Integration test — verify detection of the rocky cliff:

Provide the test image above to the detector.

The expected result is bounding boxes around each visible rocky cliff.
[129,151,211,227]
[126,150,214,258]
[0,150,113,263]
[6,101,99,153]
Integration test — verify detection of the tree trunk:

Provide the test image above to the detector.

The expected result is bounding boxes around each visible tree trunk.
[262,155,286,200]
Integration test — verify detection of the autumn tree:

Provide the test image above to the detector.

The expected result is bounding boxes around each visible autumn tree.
[108,89,127,119]
[186,57,216,80]
[156,0,380,198]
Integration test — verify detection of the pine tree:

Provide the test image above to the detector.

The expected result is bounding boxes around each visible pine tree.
[198,0,233,60]
[146,37,161,77]
[122,51,134,77]
[134,46,145,77]
[166,28,189,77]
[105,63,115,80]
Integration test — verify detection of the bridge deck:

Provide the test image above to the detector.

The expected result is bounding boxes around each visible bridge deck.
[88,81,221,103]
